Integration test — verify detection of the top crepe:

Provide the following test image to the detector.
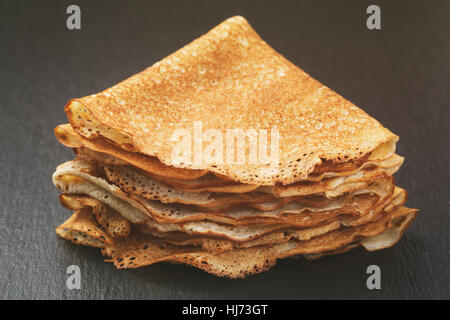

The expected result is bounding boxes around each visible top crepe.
[64,16,397,185]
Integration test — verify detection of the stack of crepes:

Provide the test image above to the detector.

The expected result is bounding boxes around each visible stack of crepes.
[52,16,417,278]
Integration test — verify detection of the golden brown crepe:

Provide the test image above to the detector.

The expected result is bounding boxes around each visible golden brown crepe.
[51,16,417,278]
[56,199,416,278]
[64,16,397,186]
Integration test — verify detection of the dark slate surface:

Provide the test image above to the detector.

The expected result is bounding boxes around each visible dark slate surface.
[0,0,448,299]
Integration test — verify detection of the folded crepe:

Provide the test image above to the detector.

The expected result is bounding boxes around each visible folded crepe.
[52,16,417,278]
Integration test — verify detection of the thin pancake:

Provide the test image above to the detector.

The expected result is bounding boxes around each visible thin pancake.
[64,16,397,186]
[56,123,401,192]
[103,162,397,212]
[102,206,416,278]
[56,179,405,247]
[141,187,407,253]
[59,194,131,238]
[55,208,113,248]
[73,143,404,187]
[53,159,397,229]
[55,201,415,278]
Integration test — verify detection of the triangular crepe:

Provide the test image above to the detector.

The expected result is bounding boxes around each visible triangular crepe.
[51,16,418,278]
[63,16,397,186]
